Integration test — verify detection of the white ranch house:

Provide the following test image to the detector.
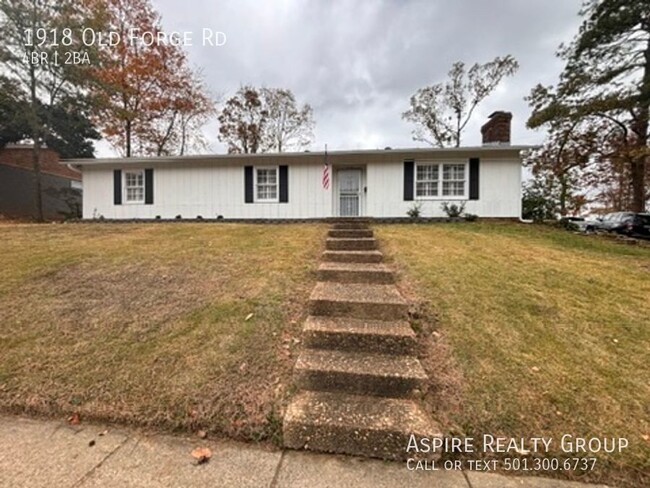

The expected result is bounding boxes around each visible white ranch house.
[69,112,528,220]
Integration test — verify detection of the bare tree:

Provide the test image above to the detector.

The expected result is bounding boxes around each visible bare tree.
[217,86,315,154]
[403,55,519,147]
[261,88,314,152]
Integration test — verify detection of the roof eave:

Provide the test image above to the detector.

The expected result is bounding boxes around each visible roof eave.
[66,145,536,167]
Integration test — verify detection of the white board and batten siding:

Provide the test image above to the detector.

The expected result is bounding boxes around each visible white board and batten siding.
[82,161,332,220]
[78,147,526,220]
[366,158,521,218]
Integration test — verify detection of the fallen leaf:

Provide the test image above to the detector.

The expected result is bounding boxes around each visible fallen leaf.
[642,434,649,442]
[88,440,96,447]
[197,430,207,439]
[68,412,80,425]
[245,313,254,321]
[239,362,247,372]
[191,447,212,464]
[99,429,109,436]
[531,366,540,372]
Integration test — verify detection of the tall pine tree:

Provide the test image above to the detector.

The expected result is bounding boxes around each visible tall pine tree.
[528,0,650,212]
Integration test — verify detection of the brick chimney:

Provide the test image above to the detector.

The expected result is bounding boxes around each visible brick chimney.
[481,111,512,145]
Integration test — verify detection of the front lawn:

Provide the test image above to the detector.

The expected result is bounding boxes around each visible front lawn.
[377,222,649,488]
[0,222,323,443]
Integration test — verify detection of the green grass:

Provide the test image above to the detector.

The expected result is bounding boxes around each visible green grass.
[377,222,649,488]
[0,223,324,443]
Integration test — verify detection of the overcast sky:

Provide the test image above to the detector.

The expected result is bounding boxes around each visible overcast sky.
[100,0,583,156]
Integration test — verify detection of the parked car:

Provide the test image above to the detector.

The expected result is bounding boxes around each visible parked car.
[623,213,650,239]
[585,212,650,239]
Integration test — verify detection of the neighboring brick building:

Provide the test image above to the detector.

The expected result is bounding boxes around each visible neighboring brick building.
[0,144,82,220]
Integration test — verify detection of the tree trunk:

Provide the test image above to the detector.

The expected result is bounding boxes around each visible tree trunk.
[125,120,132,157]
[31,138,43,221]
[631,150,647,212]
[558,174,568,216]
[29,62,43,222]
[633,36,650,212]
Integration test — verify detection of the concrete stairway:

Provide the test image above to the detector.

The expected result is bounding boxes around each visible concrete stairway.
[283,220,441,461]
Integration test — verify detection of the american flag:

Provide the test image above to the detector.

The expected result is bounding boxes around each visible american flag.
[322,146,330,190]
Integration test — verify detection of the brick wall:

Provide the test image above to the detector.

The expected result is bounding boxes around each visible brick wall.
[0,146,81,180]
[0,146,81,220]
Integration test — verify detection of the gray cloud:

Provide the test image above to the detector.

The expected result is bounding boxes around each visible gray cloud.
[97,0,583,156]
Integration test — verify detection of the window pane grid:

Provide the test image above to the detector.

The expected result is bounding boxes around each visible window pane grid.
[415,164,439,197]
[416,181,438,197]
[442,164,465,196]
[256,168,278,201]
[442,181,464,196]
[124,171,144,202]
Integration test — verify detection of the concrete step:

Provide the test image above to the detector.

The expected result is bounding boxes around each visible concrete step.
[328,229,374,238]
[317,262,394,284]
[331,222,370,230]
[302,316,416,355]
[283,390,441,460]
[310,282,408,320]
[326,238,377,251]
[322,250,383,263]
[295,349,427,398]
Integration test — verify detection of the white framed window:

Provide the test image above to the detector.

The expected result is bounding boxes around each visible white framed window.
[124,170,145,203]
[255,166,278,202]
[416,164,439,197]
[442,164,466,196]
[415,162,467,198]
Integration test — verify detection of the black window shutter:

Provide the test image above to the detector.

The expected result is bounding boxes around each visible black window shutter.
[469,158,480,200]
[144,168,154,204]
[404,160,414,201]
[244,166,254,203]
[279,165,288,203]
[113,169,122,205]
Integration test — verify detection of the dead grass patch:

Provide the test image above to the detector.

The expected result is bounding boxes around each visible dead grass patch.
[378,222,650,488]
[0,223,324,444]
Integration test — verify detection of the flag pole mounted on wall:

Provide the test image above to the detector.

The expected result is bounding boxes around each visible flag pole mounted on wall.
[322,143,330,190]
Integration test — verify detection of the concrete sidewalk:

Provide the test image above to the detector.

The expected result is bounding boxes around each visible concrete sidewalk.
[0,415,609,488]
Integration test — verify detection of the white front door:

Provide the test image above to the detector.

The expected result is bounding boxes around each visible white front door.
[338,169,361,217]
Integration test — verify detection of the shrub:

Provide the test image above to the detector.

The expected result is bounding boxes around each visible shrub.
[441,201,466,218]
[407,201,423,218]
[555,219,579,232]
[464,213,478,222]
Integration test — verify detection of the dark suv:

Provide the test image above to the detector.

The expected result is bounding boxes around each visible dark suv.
[587,212,650,239]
